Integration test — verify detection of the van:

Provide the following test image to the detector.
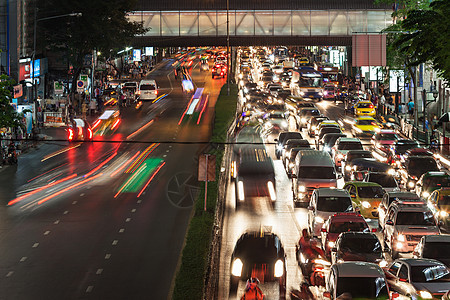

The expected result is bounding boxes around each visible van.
[292,150,340,207]
[138,79,158,100]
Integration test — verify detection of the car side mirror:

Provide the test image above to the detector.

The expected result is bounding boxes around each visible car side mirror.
[371,228,377,233]
[321,228,327,233]
[331,247,337,252]
[350,194,356,198]
[386,220,394,226]
[307,206,314,211]
[337,174,343,179]
[274,138,278,142]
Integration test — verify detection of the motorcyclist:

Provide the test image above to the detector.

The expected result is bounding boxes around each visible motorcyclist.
[298,229,325,261]
[241,277,264,300]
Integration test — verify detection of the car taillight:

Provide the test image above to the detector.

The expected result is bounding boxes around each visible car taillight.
[369,104,374,108]
[87,128,93,139]
[212,69,215,72]
[68,128,74,141]
[78,127,83,136]
[222,68,226,72]
[155,90,158,95]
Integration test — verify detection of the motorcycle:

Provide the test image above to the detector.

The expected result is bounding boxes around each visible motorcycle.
[296,242,330,287]
[6,144,18,165]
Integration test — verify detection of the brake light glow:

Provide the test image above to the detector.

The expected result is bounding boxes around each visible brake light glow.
[111,119,121,130]
[87,128,93,139]
[92,120,101,129]
[369,104,374,108]
[68,128,74,141]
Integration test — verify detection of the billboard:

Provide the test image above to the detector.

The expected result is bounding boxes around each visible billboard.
[389,70,404,93]
[352,34,386,67]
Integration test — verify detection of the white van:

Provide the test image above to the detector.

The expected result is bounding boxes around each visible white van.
[138,80,158,100]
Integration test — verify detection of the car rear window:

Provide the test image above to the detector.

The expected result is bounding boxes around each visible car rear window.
[338,142,363,151]
[423,242,450,259]
[317,197,353,212]
[140,84,156,90]
[357,186,385,198]
[329,221,368,233]
[395,211,436,226]
[357,103,373,109]
[410,265,450,283]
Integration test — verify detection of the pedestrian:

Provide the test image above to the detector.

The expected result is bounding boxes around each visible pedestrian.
[89,98,96,116]
[379,94,386,116]
[407,98,414,118]
[81,102,88,119]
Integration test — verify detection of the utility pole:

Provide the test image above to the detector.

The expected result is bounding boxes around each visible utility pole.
[226,0,230,95]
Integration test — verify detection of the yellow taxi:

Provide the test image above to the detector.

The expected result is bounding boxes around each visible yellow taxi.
[351,116,381,138]
[343,181,385,219]
[298,57,309,65]
[315,120,342,135]
[355,101,376,117]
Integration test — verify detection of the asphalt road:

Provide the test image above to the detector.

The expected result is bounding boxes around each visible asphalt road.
[0,58,224,299]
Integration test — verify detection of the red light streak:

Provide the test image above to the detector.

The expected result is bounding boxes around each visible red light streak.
[111,119,121,130]
[126,120,154,140]
[92,120,101,129]
[8,174,78,206]
[84,152,117,178]
[137,162,166,198]
[27,163,68,182]
[68,128,74,141]
[87,128,93,139]
[125,143,157,173]
[197,95,209,125]
[38,173,103,205]
[127,143,159,174]
[178,96,195,125]
[110,151,141,177]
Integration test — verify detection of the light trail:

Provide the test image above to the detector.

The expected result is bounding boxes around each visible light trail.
[41,143,81,162]
[197,94,209,125]
[137,162,166,198]
[38,173,103,205]
[126,120,154,140]
[152,93,168,103]
[178,95,195,125]
[125,143,159,174]
[8,174,78,206]
[27,163,68,182]
[84,152,117,178]
[110,151,141,177]
[114,165,147,198]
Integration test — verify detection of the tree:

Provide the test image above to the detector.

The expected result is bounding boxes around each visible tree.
[0,75,25,128]
[36,0,146,92]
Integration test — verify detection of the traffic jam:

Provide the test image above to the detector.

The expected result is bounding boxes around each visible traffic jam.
[226,46,450,300]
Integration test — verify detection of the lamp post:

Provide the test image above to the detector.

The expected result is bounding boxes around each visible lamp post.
[226,0,230,95]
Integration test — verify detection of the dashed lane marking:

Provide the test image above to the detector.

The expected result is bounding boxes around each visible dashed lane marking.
[119,228,125,233]
[125,218,131,222]
[32,243,39,248]
[137,200,142,204]
[131,209,136,213]
[86,286,93,293]
[112,240,118,246]
[6,271,13,277]
[44,231,50,235]
[73,201,78,204]
[63,211,69,215]
[20,257,27,262]
[96,269,103,275]
[105,254,111,259]
[54,220,60,224]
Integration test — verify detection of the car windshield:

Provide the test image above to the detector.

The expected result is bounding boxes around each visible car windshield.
[301,109,320,116]
[317,197,353,212]
[338,142,363,151]
[395,211,436,226]
[340,236,382,253]
[423,242,450,259]
[357,119,377,126]
[140,84,156,90]
[298,166,336,179]
[423,176,450,190]
[357,103,373,109]
[410,265,450,283]
[368,174,397,188]
[379,133,398,141]
[329,221,368,233]
[357,186,385,198]
[336,277,389,299]
[347,152,373,162]
[396,142,419,154]
[409,158,439,177]
[439,195,450,206]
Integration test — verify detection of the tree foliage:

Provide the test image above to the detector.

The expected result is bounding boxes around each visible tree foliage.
[0,75,24,128]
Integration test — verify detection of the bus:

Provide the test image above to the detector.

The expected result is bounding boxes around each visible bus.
[317,64,340,86]
[273,46,289,63]
[290,67,324,100]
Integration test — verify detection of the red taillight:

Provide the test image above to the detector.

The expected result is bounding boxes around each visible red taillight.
[68,128,74,141]
[369,104,374,108]
[111,119,121,130]
[155,90,158,95]
[222,68,226,72]
[220,72,223,75]
[212,69,215,72]
[78,127,83,136]
[87,128,93,139]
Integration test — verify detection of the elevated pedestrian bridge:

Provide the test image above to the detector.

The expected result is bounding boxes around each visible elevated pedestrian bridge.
[130,7,392,46]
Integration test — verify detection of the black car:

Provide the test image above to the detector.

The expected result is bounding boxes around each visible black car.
[297,108,321,129]
[399,156,440,190]
[281,139,311,165]
[331,232,385,265]
[307,115,329,137]
[318,132,346,152]
[342,150,374,180]
[275,131,303,159]
[230,232,286,297]
[388,139,420,164]
[346,158,391,181]
[413,235,450,268]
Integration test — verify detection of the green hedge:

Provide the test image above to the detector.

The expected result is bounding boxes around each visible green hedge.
[172,83,238,299]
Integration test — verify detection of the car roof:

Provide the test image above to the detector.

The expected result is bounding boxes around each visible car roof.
[423,234,450,243]
[356,116,376,120]
[386,191,420,200]
[337,137,361,143]
[339,232,377,239]
[346,150,372,155]
[390,201,429,212]
[422,171,448,177]
[329,213,366,222]
[397,258,445,267]
[345,181,383,188]
[334,262,385,277]
[316,188,350,197]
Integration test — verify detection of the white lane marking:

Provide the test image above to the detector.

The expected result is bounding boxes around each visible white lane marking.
[172,137,176,140]
[112,240,118,245]
[6,271,13,277]
[63,211,69,215]
[137,200,142,204]
[119,228,125,233]
[131,209,136,213]
[73,201,78,204]
[126,218,131,222]
[105,254,111,259]
[80,193,85,197]
[32,243,39,248]
[44,231,50,235]
[20,257,27,262]
[54,220,60,224]
[169,145,172,148]
[166,150,170,153]
[163,155,167,158]
[86,286,93,293]
[96,269,103,275]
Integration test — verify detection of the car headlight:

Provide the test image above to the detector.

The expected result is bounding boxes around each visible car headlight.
[422,191,430,198]
[397,234,405,242]
[277,145,283,151]
[362,201,371,209]
[301,118,307,123]
[281,121,288,128]
[337,154,344,159]
[298,185,306,193]
[378,260,388,268]
[231,258,243,277]
[388,168,396,176]
[319,92,323,96]
[237,181,245,201]
[267,181,276,201]
[238,73,243,79]
[289,162,294,169]
[328,241,335,248]
[315,216,324,223]
[345,165,352,171]
[274,259,284,277]
[323,146,330,152]
[311,125,316,130]
[354,127,363,133]
[408,181,415,188]
[440,210,449,217]
[396,241,404,249]
[300,91,305,96]
[419,291,433,299]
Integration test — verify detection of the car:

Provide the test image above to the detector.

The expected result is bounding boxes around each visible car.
[383,201,440,258]
[384,258,450,299]
[298,57,309,65]
[275,131,303,159]
[297,108,321,129]
[378,191,421,231]
[324,262,391,300]
[284,145,313,178]
[307,115,329,137]
[346,158,392,181]
[413,235,450,267]
[263,111,289,133]
[315,120,342,136]
[67,118,93,142]
[354,100,376,117]
[372,129,399,154]
[323,85,336,100]
[330,232,386,266]
[281,139,311,168]
[343,181,385,219]
[341,150,373,178]
[351,116,381,138]
[331,137,363,168]
[229,231,286,297]
[426,188,450,232]
[320,133,347,154]
[415,171,450,199]
[138,79,158,100]
[272,65,284,75]
[215,55,227,65]
[388,139,420,164]
[316,127,343,149]
[307,188,354,237]
[363,172,400,193]
[320,212,371,257]
[284,96,316,114]
[398,156,440,190]
[211,63,227,78]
